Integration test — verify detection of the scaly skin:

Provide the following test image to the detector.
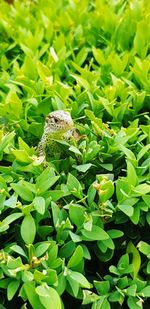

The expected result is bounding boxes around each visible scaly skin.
[37,110,74,160]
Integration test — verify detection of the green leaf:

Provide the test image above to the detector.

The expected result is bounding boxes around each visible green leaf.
[94,280,110,295]
[0,221,9,233]
[21,214,36,244]
[140,285,150,297]
[69,204,85,228]
[127,161,138,187]
[99,164,113,171]
[10,245,27,258]
[67,275,79,297]
[137,144,150,161]
[67,173,83,198]
[147,261,150,274]
[48,190,65,202]
[133,184,150,196]
[35,242,51,258]
[24,282,44,309]
[7,280,20,301]
[45,269,58,285]
[127,296,143,309]
[96,296,111,309]
[143,195,150,207]
[36,167,59,194]
[73,163,93,173]
[22,271,34,283]
[5,91,22,119]
[69,145,82,155]
[116,178,131,203]
[126,285,137,297]
[47,243,58,265]
[69,231,82,243]
[11,149,32,163]
[75,47,88,66]
[130,204,140,225]
[137,241,150,257]
[51,202,61,227]
[0,132,15,154]
[82,290,100,305]
[33,270,45,282]
[115,254,131,276]
[81,225,109,241]
[0,279,12,289]
[68,271,91,289]
[92,46,105,66]
[70,73,90,90]
[3,195,17,210]
[99,179,114,203]
[36,284,62,309]
[133,21,149,58]
[33,197,45,215]
[59,241,75,259]
[117,204,134,217]
[119,145,136,163]
[67,246,83,269]
[109,290,123,303]
[127,241,141,278]
[3,213,23,225]
[107,229,124,239]
[11,182,34,202]
[7,256,22,269]
[37,61,53,87]
[18,137,34,155]
[55,273,66,296]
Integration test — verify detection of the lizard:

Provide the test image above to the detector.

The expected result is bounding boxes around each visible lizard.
[37,110,75,161]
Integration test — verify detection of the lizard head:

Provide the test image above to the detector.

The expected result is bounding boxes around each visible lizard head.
[44,110,74,133]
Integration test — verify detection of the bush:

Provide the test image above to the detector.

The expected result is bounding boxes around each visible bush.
[0,0,150,308]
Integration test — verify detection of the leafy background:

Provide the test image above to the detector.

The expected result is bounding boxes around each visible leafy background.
[0,0,150,308]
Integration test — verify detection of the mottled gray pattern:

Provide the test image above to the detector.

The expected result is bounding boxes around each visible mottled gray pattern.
[37,110,74,158]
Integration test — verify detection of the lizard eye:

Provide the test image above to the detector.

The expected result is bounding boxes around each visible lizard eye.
[54,118,58,123]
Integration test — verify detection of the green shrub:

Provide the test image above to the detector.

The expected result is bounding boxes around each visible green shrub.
[0,0,150,308]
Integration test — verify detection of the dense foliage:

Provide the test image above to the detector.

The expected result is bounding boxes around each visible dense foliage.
[0,0,150,308]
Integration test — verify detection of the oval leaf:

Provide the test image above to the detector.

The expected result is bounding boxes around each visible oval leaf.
[21,214,36,244]
[81,225,109,241]
[36,285,62,309]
